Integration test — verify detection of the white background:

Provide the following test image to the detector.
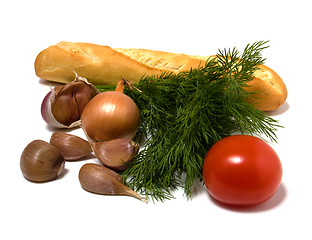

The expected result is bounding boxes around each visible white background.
[1,0,311,239]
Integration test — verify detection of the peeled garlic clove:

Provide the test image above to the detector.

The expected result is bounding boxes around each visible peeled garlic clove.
[78,163,145,201]
[41,74,100,128]
[20,140,65,183]
[92,139,139,171]
[50,132,93,161]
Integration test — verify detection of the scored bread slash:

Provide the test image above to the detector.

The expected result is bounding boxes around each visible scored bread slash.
[35,41,287,111]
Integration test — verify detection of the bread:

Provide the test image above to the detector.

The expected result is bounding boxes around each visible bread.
[35,41,287,111]
[244,64,287,111]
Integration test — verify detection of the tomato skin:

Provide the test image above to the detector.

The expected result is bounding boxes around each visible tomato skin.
[203,135,282,206]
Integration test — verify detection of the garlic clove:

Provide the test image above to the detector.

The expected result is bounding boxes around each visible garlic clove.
[41,74,100,128]
[50,132,93,161]
[78,163,146,202]
[91,139,139,171]
[20,140,65,183]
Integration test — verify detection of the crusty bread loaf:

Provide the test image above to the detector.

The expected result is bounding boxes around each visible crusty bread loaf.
[35,42,204,85]
[35,41,287,111]
[244,64,287,111]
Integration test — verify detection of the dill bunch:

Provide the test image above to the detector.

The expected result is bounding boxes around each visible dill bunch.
[121,41,281,201]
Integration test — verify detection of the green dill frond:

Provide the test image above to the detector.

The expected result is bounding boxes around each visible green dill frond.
[95,84,116,92]
[121,40,281,201]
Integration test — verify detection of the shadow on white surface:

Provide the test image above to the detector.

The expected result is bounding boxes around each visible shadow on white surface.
[38,78,64,87]
[57,168,69,180]
[267,102,290,116]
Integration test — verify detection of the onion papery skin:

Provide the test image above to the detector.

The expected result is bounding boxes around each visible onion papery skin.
[81,91,140,142]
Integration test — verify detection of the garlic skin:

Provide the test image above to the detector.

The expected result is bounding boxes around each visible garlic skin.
[91,139,139,171]
[41,74,100,128]
[41,91,65,128]
[20,140,65,183]
[50,132,93,161]
[78,163,145,201]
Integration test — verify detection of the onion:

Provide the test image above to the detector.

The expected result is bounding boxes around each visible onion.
[81,78,140,142]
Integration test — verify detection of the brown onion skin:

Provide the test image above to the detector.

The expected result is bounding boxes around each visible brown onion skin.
[81,91,140,142]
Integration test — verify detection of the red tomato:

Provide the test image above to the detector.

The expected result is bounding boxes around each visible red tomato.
[203,135,282,206]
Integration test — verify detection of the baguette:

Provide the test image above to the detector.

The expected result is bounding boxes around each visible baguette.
[35,41,287,111]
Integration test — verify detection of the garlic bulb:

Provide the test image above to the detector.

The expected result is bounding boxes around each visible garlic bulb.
[41,73,100,128]
[20,140,65,182]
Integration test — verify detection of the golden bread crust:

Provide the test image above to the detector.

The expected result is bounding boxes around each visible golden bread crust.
[246,65,287,111]
[35,42,165,85]
[35,42,287,111]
